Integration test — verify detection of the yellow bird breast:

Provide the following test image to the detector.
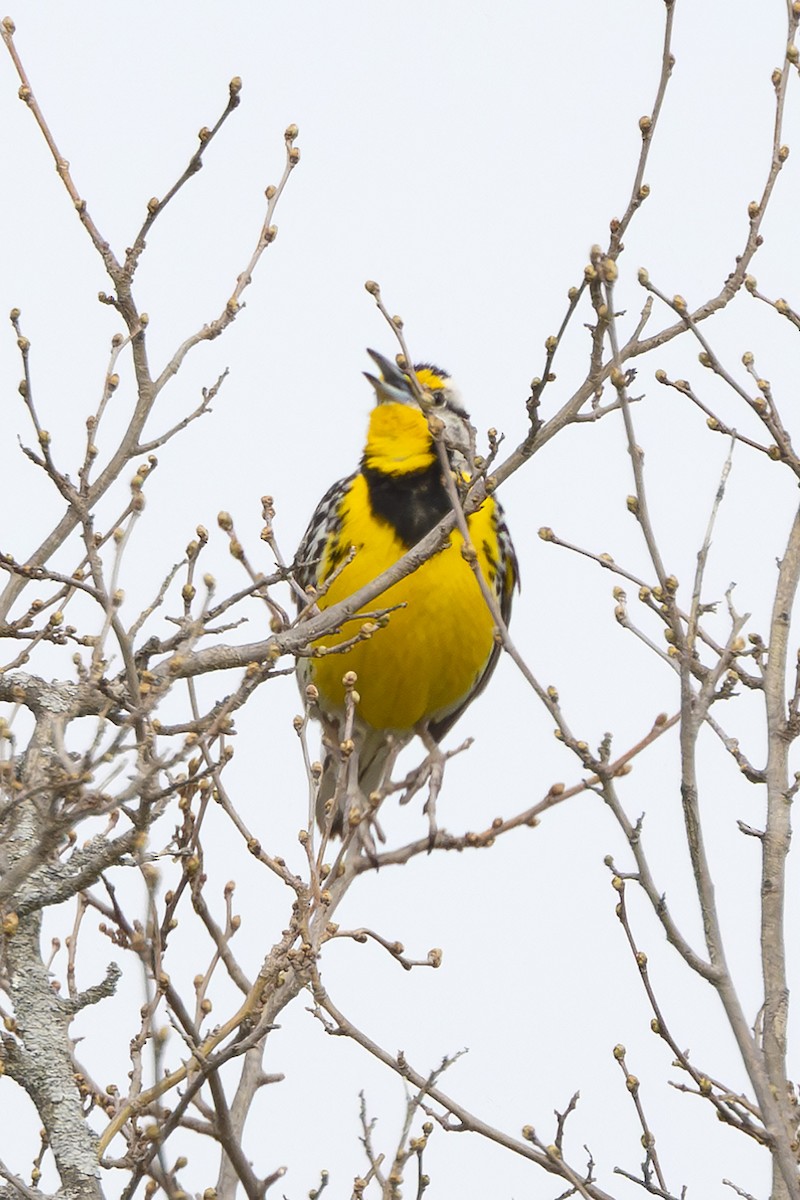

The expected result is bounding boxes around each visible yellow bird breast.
[309,474,498,732]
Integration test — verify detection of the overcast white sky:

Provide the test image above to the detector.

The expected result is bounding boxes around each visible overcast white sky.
[1,2,799,1197]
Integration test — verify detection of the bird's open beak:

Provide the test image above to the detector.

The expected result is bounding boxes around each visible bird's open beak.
[364,348,415,405]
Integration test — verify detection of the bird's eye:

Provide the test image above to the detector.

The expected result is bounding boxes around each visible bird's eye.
[429,389,447,407]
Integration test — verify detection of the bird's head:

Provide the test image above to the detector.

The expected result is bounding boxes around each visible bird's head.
[363,348,474,474]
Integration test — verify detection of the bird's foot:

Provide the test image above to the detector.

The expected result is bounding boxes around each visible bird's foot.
[422,744,446,850]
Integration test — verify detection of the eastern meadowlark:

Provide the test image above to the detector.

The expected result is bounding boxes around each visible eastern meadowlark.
[295,349,518,836]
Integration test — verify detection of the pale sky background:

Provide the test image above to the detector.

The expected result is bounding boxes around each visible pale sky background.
[1,2,799,1197]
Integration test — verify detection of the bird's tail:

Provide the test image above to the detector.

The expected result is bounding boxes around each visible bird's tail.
[315,726,405,837]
